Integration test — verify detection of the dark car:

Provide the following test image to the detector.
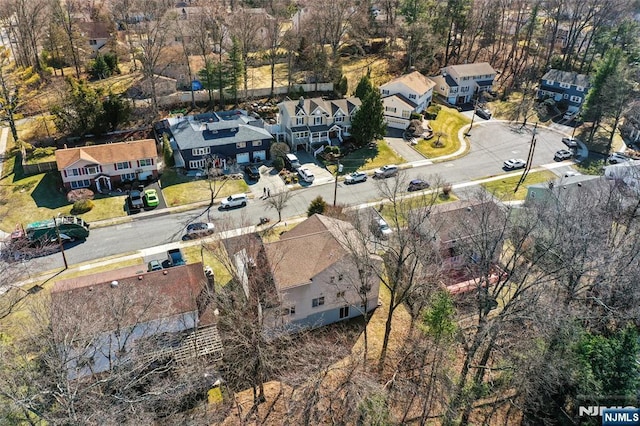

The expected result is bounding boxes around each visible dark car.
[475,107,492,120]
[408,179,430,191]
[244,165,260,180]
[128,190,144,210]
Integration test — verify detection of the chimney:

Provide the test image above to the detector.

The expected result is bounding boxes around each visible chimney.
[110,280,118,288]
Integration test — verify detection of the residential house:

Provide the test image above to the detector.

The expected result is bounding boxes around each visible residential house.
[153,46,204,90]
[276,97,361,152]
[430,62,497,105]
[620,101,640,143]
[525,175,609,206]
[50,262,222,379]
[254,214,381,333]
[55,139,158,191]
[78,21,112,57]
[379,71,435,129]
[537,69,591,114]
[158,110,273,169]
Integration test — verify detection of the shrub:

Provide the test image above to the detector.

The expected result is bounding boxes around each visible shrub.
[273,156,284,171]
[441,183,453,198]
[425,105,441,120]
[307,196,327,217]
[71,199,94,214]
[31,147,56,159]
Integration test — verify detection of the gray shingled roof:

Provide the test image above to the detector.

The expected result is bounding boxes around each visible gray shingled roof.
[447,62,496,77]
[383,93,417,108]
[280,97,362,119]
[542,69,591,88]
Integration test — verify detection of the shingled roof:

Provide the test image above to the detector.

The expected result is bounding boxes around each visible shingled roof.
[279,97,361,119]
[55,139,158,170]
[381,70,436,94]
[541,69,591,88]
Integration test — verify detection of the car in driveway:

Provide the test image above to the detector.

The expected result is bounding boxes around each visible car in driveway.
[298,167,315,183]
[372,217,393,240]
[184,222,215,239]
[244,165,260,180]
[128,189,144,211]
[554,149,573,161]
[144,189,159,207]
[408,179,430,191]
[345,171,367,184]
[475,107,492,119]
[147,259,163,272]
[562,137,580,148]
[564,170,582,178]
[503,158,527,170]
[374,164,399,178]
[607,152,632,164]
[220,193,248,209]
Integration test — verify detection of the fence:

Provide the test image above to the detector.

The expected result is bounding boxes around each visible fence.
[22,160,57,175]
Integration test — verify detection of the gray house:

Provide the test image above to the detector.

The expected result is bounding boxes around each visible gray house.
[537,69,591,114]
[159,110,273,170]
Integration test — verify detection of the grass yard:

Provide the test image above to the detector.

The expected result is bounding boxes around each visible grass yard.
[334,140,405,174]
[183,243,233,287]
[480,170,557,201]
[160,169,249,206]
[414,106,470,159]
[340,56,392,93]
[378,191,459,226]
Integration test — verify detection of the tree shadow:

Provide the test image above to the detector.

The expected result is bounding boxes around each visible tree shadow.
[30,172,69,209]
[338,145,379,174]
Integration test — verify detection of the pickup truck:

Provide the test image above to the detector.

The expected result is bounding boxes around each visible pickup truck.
[167,248,185,267]
[128,190,144,211]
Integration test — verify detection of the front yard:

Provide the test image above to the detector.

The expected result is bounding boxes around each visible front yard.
[328,140,405,174]
[480,170,557,201]
[160,169,249,206]
[414,106,470,158]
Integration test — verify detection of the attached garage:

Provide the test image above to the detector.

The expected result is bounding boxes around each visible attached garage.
[252,150,266,161]
[236,153,250,164]
[386,117,409,129]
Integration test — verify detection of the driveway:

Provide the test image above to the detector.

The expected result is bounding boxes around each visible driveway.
[384,128,428,163]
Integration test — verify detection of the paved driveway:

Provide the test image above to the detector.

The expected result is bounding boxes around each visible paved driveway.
[384,128,428,163]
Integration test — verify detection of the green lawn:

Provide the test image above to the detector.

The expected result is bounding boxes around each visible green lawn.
[160,169,249,206]
[332,140,405,174]
[183,243,233,287]
[480,170,557,201]
[414,106,470,158]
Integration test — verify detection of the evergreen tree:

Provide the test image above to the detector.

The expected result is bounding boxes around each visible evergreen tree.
[354,71,373,100]
[88,54,110,79]
[228,37,244,106]
[307,196,327,217]
[351,77,386,147]
[51,77,105,136]
[101,93,131,131]
[198,60,220,106]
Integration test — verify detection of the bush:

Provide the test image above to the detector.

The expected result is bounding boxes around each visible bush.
[273,156,284,171]
[307,196,327,217]
[71,199,94,214]
[441,183,453,198]
[425,105,441,120]
[31,147,56,159]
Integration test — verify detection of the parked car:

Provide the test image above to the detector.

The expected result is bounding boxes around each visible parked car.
[298,167,315,183]
[554,149,573,161]
[167,248,185,267]
[563,111,577,121]
[284,153,301,171]
[244,165,260,180]
[503,158,527,170]
[475,107,492,120]
[147,260,163,272]
[220,193,248,209]
[562,137,580,148]
[607,152,632,164]
[408,179,430,191]
[345,171,367,184]
[374,164,399,178]
[564,170,582,178]
[184,222,215,240]
[144,189,159,207]
[372,217,393,240]
[128,190,144,210]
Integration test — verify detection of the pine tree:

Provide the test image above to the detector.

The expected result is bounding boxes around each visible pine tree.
[307,196,327,216]
[228,37,244,106]
[351,75,386,147]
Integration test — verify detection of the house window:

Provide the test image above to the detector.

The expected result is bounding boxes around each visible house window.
[563,94,569,99]
[382,89,389,95]
[89,39,97,46]
[189,159,206,169]
[336,291,345,299]
[295,116,304,125]
[312,297,325,308]
[339,306,350,319]
[236,142,246,149]
[192,147,210,156]
[576,86,585,92]
[70,168,80,176]
[139,158,152,167]
[314,116,322,125]
[546,79,554,85]
[252,140,262,147]
[401,110,411,119]
[121,172,136,181]
[385,106,397,113]
[70,179,90,189]
[570,95,582,103]
[115,161,129,170]
[281,306,296,315]
[335,115,344,122]
[559,82,571,89]
[461,86,469,93]
[85,166,98,174]
[409,94,416,100]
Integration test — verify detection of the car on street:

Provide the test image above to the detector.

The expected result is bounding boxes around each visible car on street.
[144,189,159,207]
[128,189,144,210]
[475,107,492,120]
[147,259,163,272]
[345,171,367,184]
[562,137,580,148]
[503,158,527,170]
[374,164,399,178]
[408,179,430,191]
[564,170,582,178]
[607,152,632,164]
[372,217,393,240]
[220,193,248,209]
[184,222,215,239]
[554,149,573,161]
[298,167,315,183]
[244,165,260,180]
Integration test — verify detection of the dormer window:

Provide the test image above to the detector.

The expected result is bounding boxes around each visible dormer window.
[409,94,416,99]
[559,82,570,89]
[546,79,554,85]
[295,117,304,125]
[314,116,322,125]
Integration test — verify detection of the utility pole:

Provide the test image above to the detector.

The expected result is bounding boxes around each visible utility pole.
[53,215,68,270]
[465,98,477,137]
[514,122,538,193]
[333,159,343,206]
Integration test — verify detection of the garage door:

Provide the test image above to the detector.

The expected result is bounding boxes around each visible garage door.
[236,153,250,164]
[386,117,408,129]
[252,150,266,161]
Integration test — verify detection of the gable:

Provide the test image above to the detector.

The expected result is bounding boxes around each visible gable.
[381,71,435,96]
[55,139,157,170]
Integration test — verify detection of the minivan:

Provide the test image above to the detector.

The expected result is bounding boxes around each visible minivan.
[284,153,301,171]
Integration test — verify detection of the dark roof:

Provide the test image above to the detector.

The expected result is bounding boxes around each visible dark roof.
[290,125,309,132]
[541,69,590,88]
[280,97,362,119]
[308,124,330,132]
[444,74,458,87]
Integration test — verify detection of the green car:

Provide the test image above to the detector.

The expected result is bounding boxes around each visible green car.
[144,189,159,208]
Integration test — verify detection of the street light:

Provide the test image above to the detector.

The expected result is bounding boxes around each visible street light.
[332,160,343,206]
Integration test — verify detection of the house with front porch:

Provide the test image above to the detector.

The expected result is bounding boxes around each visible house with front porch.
[158,110,273,170]
[379,71,435,129]
[537,69,591,114]
[276,97,361,152]
[55,139,158,191]
[430,62,497,105]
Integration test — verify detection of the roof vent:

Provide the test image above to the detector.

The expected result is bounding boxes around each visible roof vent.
[577,182,582,187]
[467,206,472,212]
[163,270,168,275]
[138,275,143,280]
[110,280,118,288]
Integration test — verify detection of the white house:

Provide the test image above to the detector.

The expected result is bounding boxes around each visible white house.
[430,62,497,105]
[262,214,382,333]
[276,97,361,151]
[379,71,436,129]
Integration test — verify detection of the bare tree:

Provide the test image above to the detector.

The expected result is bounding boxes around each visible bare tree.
[50,0,83,78]
[265,189,292,222]
[228,8,263,96]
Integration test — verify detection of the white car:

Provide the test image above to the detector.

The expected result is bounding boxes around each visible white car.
[503,158,527,170]
[220,193,248,209]
[607,152,632,164]
[374,164,399,178]
[298,167,315,183]
[373,217,393,240]
[185,222,215,239]
[345,171,367,184]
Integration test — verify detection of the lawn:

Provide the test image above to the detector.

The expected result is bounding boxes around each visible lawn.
[480,170,557,201]
[414,106,470,159]
[331,140,405,174]
[160,169,249,206]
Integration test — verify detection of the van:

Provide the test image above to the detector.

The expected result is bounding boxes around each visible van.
[284,153,301,171]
